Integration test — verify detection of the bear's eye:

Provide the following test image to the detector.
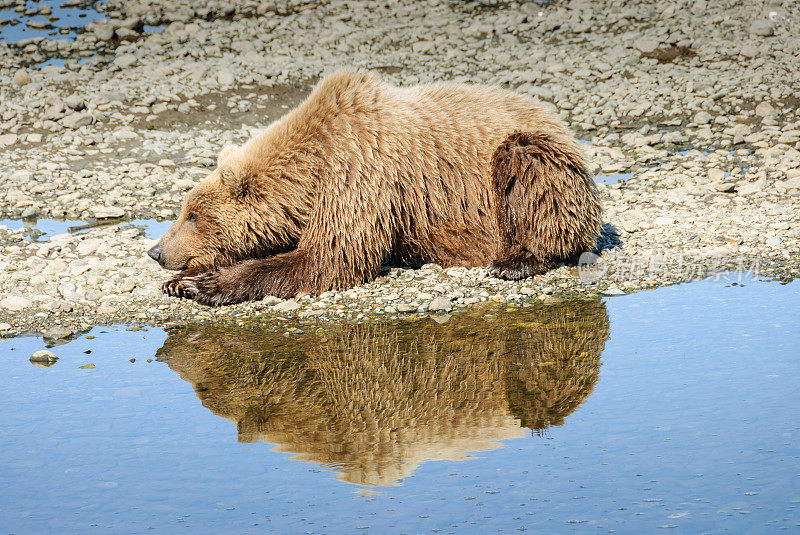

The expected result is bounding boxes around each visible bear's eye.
[187,212,198,223]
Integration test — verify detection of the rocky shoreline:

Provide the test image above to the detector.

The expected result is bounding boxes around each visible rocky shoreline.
[1,0,798,336]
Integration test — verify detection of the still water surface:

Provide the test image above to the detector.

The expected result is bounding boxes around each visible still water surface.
[1,278,798,533]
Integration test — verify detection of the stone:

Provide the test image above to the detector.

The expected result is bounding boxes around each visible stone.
[714,182,736,192]
[708,169,726,181]
[633,38,660,54]
[43,326,73,340]
[113,54,138,68]
[21,206,38,218]
[0,134,18,147]
[694,111,712,124]
[272,299,301,312]
[115,28,139,41]
[1,296,31,311]
[92,22,115,41]
[64,94,85,110]
[91,206,125,218]
[12,69,31,86]
[61,111,92,129]
[749,20,775,37]
[428,296,453,312]
[766,236,782,246]
[26,133,42,143]
[755,102,775,117]
[0,323,11,331]
[30,349,58,363]
[740,45,759,58]
[736,182,762,195]
[602,286,626,296]
[216,68,235,86]
[396,303,418,313]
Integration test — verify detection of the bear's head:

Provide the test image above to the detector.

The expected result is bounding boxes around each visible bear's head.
[148,145,309,274]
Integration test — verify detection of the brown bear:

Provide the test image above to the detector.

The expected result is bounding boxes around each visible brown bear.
[148,70,601,306]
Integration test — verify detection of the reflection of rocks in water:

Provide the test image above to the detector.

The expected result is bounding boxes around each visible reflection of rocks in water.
[156,300,609,486]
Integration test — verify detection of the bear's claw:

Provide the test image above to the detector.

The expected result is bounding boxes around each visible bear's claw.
[161,277,198,298]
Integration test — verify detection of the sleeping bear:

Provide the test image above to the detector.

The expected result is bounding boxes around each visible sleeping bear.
[148,70,601,306]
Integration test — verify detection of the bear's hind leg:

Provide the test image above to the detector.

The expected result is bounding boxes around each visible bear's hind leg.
[488,248,555,280]
[488,131,599,281]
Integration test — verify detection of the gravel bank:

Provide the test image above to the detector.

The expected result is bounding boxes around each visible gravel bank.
[1,0,798,335]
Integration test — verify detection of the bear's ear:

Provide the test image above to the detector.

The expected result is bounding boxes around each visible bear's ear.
[218,160,250,197]
[217,145,240,166]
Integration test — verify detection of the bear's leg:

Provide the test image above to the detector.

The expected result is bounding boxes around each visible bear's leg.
[171,250,310,306]
[488,131,595,281]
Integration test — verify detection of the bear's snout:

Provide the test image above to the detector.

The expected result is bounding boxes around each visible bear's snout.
[148,244,165,266]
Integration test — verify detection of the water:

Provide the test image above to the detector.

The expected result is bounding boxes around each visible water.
[0,217,173,241]
[595,171,634,185]
[0,0,103,43]
[1,279,799,532]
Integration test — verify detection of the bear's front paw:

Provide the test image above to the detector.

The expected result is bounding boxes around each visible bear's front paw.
[161,276,196,298]
[178,271,247,307]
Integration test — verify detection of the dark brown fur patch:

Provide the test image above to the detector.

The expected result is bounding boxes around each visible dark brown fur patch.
[488,131,601,280]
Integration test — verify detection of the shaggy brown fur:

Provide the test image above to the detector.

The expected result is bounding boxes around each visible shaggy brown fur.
[156,300,609,486]
[148,70,601,305]
[489,131,601,279]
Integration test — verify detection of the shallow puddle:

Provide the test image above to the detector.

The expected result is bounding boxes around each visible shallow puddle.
[595,171,634,185]
[1,278,798,532]
[0,0,103,43]
[0,217,171,241]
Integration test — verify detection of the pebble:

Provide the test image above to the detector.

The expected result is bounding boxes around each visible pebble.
[273,300,301,312]
[91,206,125,219]
[30,349,58,363]
[12,69,30,86]
[43,327,74,340]
[1,296,31,312]
[755,102,775,118]
[694,111,712,125]
[749,20,775,37]
[633,38,660,54]
[113,54,138,68]
[428,296,453,312]
[0,134,18,147]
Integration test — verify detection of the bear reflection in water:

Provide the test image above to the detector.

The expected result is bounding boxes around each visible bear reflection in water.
[156,300,609,486]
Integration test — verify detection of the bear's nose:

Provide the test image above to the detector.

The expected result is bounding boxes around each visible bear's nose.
[148,244,164,265]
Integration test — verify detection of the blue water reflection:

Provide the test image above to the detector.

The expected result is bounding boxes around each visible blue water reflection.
[0,278,797,533]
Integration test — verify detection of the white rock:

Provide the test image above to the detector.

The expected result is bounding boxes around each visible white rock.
[0,134,18,147]
[30,349,58,363]
[750,20,775,37]
[755,102,775,117]
[707,169,725,181]
[766,236,782,246]
[272,299,301,312]
[428,296,453,312]
[633,38,660,54]
[61,111,92,129]
[113,54,138,68]
[694,111,712,124]
[12,69,31,86]
[1,296,31,311]
[216,68,235,86]
[91,206,125,219]
[739,45,759,58]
